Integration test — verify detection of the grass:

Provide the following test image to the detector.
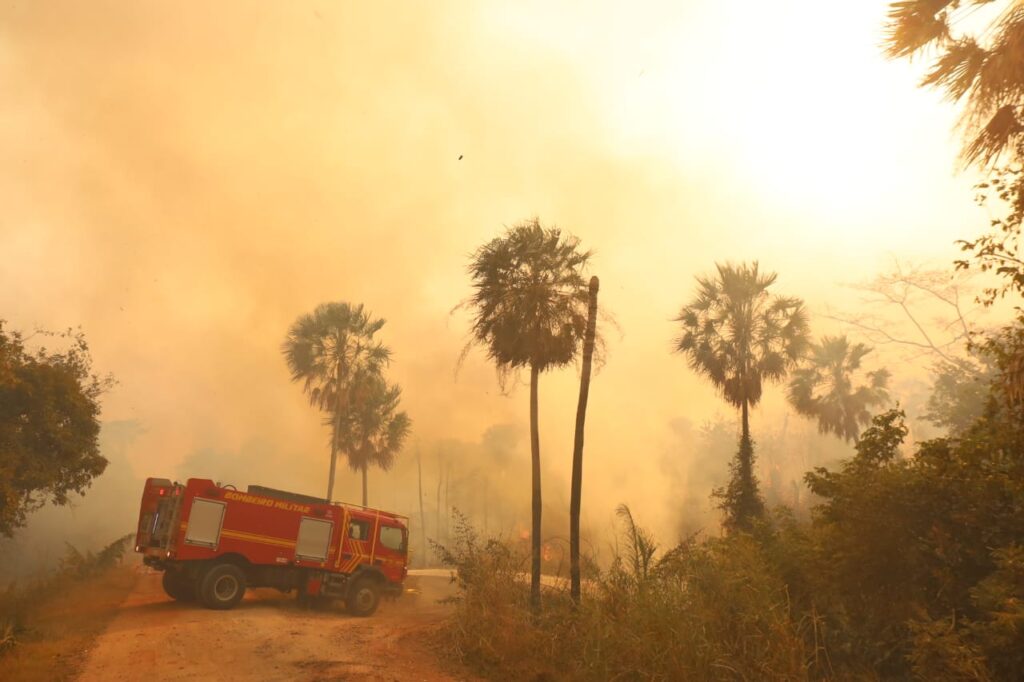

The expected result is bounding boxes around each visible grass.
[435,510,812,681]
[1,536,138,681]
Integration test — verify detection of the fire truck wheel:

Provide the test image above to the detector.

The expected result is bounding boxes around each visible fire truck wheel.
[161,571,195,601]
[199,563,247,610]
[346,577,380,617]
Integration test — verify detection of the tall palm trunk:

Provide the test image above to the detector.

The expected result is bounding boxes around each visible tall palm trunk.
[529,361,542,612]
[435,457,442,552]
[740,399,753,494]
[570,276,599,604]
[327,413,340,501]
[483,478,489,532]
[327,361,345,500]
[734,397,762,529]
[361,464,368,507]
[741,398,750,465]
[417,449,426,567]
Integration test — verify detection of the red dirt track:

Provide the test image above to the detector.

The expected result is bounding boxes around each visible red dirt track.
[77,568,474,682]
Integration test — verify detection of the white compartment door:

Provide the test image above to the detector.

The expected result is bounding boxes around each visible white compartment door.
[296,517,333,561]
[184,498,226,549]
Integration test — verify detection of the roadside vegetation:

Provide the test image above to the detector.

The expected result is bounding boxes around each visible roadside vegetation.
[0,323,113,538]
[439,362,1023,679]
[436,3,1024,679]
[1,535,135,680]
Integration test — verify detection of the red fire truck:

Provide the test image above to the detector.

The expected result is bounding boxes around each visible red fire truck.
[134,477,409,616]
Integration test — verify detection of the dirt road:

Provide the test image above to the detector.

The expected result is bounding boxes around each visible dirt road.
[77,569,475,682]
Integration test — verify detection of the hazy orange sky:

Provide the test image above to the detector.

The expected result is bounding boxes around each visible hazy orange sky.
[0,1,996,537]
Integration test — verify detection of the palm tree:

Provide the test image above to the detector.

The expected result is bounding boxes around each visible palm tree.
[787,336,890,443]
[282,302,390,500]
[884,1,1024,167]
[337,371,411,506]
[570,275,599,604]
[674,262,809,531]
[461,218,591,610]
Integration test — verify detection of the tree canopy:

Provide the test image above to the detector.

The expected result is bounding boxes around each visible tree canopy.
[336,371,411,506]
[885,1,1024,167]
[462,218,592,382]
[787,335,890,442]
[675,262,809,413]
[0,323,110,537]
[282,302,392,500]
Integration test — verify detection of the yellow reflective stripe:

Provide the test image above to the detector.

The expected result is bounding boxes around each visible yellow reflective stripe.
[369,511,381,565]
[220,529,295,549]
[336,507,350,569]
[341,541,369,573]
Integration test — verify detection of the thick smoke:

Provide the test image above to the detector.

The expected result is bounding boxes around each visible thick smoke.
[0,1,998,575]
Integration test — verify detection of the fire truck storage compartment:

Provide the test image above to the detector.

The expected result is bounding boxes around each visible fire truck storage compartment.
[184,498,226,549]
[296,517,333,562]
[148,497,179,547]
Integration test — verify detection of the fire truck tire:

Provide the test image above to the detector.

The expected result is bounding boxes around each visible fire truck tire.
[161,571,195,602]
[346,577,380,617]
[199,563,247,610]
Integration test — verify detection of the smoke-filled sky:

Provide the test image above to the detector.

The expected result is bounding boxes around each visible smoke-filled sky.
[0,1,994,539]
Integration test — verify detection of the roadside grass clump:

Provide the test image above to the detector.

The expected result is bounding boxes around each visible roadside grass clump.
[432,516,545,680]
[437,509,810,681]
[0,534,133,655]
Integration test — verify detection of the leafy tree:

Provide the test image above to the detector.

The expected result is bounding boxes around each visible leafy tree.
[787,335,890,443]
[282,302,390,500]
[962,158,1024,306]
[966,164,1024,404]
[801,346,1024,678]
[674,262,809,531]
[336,371,411,506]
[461,218,591,610]
[923,353,995,435]
[0,323,111,537]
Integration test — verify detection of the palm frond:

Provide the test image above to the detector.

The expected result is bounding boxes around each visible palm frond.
[922,38,988,101]
[460,218,593,377]
[673,262,809,410]
[964,104,1023,166]
[786,335,891,442]
[884,0,954,59]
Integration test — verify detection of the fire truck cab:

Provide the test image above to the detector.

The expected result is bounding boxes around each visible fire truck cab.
[134,477,408,616]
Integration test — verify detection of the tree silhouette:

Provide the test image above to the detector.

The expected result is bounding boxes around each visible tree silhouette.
[787,335,890,443]
[282,302,390,500]
[460,218,591,610]
[885,1,1024,167]
[0,323,112,536]
[674,262,809,531]
[336,371,411,506]
[570,276,599,603]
